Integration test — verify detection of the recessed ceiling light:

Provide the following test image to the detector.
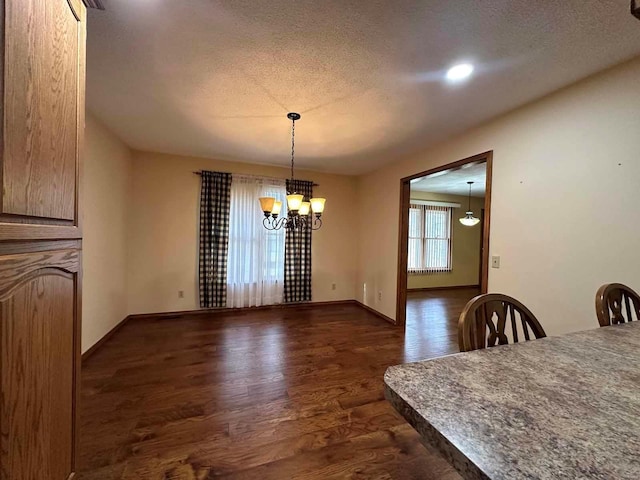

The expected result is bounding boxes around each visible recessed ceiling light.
[446,63,474,82]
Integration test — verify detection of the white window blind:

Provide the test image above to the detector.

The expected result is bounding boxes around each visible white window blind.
[227,175,286,307]
[408,204,452,274]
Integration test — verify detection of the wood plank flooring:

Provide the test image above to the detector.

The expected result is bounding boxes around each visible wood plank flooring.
[406,287,480,358]
[78,290,477,479]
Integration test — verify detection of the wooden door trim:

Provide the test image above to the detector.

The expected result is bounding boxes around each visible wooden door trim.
[67,0,83,20]
[481,156,493,294]
[395,180,411,327]
[395,151,493,328]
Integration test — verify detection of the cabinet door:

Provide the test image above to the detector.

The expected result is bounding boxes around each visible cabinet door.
[1,0,85,240]
[0,247,80,479]
[0,0,86,478]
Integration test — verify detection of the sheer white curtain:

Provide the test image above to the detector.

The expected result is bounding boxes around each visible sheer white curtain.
[227,175,286,308]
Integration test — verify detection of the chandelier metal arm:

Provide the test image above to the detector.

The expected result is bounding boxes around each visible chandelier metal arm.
[299,214,322,231]
[310,217,322,231]
[263,216,288,230]
[262,213,322,231]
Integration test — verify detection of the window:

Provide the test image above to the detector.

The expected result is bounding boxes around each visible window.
[261,183,286,280]
[227,176,286,307]
[408,204,452,273]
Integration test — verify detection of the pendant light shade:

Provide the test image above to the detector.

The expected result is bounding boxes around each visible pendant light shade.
[286,193,304,212]
[259,197,275,214]
[459,181,480,227]
[460,212,480,226]
[299,202,311,216]
[310,197,326,214]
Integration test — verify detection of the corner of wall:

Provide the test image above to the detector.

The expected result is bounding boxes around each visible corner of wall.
[83,111,135,353]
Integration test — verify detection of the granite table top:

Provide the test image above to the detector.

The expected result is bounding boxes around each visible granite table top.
[384,322,640,480]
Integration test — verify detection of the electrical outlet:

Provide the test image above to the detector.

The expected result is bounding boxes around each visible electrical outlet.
[378,291,382,301]
[331,283,336,291]
[491,256,500,269]
[178,290,184,298]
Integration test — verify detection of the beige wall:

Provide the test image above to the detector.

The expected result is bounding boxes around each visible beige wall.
[407,192,483,290]
[83,113,133,353]
[357,57,640,336]
[83,56,640,348]
[127,151,358,315]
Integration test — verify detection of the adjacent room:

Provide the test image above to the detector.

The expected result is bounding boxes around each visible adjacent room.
[2,1,640,479]
[404,161,488,355]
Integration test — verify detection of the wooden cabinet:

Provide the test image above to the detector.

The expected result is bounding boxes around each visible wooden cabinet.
[0,0,86,478]
[0,247,80,479]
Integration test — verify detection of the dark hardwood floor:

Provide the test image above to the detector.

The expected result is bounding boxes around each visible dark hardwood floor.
[78,293,475,479]
[406,287,480,356]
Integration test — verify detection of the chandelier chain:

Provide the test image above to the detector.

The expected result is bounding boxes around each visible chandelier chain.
[290,118,295,181]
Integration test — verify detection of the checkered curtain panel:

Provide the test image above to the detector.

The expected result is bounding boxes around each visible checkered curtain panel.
[284,179,313,303]
[199,171,232,308]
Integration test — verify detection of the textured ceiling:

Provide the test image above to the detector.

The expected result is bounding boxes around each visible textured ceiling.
[411,162,486,197]
[86,1,640,175]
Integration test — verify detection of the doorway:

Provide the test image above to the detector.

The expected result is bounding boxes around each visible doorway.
[396,151,493,330]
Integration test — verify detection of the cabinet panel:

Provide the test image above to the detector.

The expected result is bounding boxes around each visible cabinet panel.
[0,249,79,479]
[0,0,86,478]
[2,0,83,224]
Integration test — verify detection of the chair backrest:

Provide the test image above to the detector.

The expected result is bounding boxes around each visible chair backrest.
[595,283,640,327]
[458,293,547,352]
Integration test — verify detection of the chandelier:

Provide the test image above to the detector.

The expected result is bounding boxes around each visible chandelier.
[259,113,326,230]
[459,181,480,226]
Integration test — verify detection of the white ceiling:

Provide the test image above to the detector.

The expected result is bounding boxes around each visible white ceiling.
[411,162,486,197]
[86,1,640,175]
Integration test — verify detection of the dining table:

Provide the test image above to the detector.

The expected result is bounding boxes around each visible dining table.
[384,321,640,480]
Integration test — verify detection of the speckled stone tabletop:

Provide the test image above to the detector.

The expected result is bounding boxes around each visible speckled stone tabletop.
[384,322,640,480]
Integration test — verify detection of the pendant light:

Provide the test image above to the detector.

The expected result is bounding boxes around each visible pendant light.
[259,113,326,230]
[459,181,480,227]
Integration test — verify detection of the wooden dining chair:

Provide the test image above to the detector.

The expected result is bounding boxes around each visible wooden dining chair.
[458,293,547,352]
[595,283,640,327]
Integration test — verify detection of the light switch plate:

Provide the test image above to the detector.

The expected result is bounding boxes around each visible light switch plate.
[491,256,500,268]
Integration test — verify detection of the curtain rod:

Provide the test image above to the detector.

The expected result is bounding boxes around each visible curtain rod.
[410,199,461,208]
[193,171,319,187]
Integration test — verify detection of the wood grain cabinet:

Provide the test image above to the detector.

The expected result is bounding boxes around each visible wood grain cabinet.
[0,0,86,478]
